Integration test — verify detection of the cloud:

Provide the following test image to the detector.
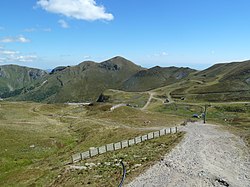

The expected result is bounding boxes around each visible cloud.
[43,28,52,32]
[24,28,37,32]
[0,47,37,63]
[0,27,4,31]
[0,50,20,55]
[24,27,52,32]
[0,36,30,43]
[147,51,169,58]
[14,55,38,62]
[58,19,69,28]
[37,0,114,21]
[83,55,91,59]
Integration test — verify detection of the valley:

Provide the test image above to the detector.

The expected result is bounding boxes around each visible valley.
[0,58,249,186]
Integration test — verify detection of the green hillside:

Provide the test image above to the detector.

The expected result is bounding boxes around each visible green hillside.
[13,56,144,103]
[2,58,249,103]
[122,66,196,92]
[0,65,47,97]
[170,60,250,102]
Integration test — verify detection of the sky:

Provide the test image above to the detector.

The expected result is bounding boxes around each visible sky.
[0,0,250,70]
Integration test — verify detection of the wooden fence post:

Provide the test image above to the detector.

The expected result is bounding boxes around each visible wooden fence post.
[175,127,177,133]
[170,128,172,134]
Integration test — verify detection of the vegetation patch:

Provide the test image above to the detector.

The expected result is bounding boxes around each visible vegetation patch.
[52,132,184,187]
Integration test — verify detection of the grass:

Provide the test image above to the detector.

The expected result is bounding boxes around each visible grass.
[51,132,184,187]
[0,101,183,186]
[206,103,250,147]
[101,89,149,108]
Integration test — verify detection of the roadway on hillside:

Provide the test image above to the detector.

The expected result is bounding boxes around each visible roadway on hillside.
[142,91,174,110]
[127,122,250,187]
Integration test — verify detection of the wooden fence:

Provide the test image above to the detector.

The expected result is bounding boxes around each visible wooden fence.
[71,127,178,163]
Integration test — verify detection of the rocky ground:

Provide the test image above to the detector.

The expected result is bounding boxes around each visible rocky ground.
[127,122,250,187]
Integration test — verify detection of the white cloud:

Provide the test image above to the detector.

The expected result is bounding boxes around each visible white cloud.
[0,50,20,55]
[147,51,169,58]
[58,19,69,28]
[43,28,52,32]
[24,27,52,32]
[161,52,168,56]
[83,55,91,59]
[37,0,114,21]
[0,36,30,43]
[0,47,37,63]
[14,55,38,62]
[24,28,37,32]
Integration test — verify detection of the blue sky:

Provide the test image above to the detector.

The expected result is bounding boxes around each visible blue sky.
[0,0,250,70]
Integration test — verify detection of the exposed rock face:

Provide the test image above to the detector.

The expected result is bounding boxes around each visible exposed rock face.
[99,61,120,71]
[0,68,6,78]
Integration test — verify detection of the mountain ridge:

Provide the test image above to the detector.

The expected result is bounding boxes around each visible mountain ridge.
[1,57,249,103]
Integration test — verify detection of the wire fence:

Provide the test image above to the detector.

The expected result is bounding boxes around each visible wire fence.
[71,127,178,163]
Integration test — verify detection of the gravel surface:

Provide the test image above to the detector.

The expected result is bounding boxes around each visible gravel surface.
[127,122,250,187]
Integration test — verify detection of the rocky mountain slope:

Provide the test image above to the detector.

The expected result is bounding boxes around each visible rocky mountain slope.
[0,65,47,97]
[1,58,249,103]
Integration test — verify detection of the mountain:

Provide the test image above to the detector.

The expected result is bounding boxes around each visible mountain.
[0,65,47,97]
[13,56,144,103]
[170,60,250,101]
[1,58,249,103]
[121,66,196,91]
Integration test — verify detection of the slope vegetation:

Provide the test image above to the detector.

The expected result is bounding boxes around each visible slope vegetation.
[170,60,250,102]
[122,66,196,91]
[14,56,144,103]
[0,65,47,97]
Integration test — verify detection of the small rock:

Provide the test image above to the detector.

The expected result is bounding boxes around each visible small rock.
[104,162,111,166]
[115,163,120,167]
[70,165,87,170]
[133,164,142,168]
[30,145,35,148]
[85,163,96,168]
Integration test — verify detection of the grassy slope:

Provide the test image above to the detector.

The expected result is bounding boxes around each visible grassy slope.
[170,60,250,102]
[0,65,47,96]
[100,89,149,107]
[0,101,183,186]
[121,66,196,92]
[13,57,144,103]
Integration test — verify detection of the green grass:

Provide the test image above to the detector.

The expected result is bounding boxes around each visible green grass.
[51,132,184,187]
[0,101,184,186]
[101,89,149,108]
[206,103,250,147]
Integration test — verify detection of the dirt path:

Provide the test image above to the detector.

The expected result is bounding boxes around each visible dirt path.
[142,92,154,110]
[127,122,250,187]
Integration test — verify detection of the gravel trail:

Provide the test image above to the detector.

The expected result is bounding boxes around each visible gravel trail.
[127,122,250,187]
